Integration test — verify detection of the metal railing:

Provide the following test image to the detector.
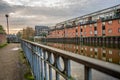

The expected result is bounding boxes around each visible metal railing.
[21,39,120,80]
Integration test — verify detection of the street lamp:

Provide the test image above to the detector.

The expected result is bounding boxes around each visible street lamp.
[5,14,9,35]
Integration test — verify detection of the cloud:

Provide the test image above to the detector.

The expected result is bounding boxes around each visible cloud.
[0,0,120,33]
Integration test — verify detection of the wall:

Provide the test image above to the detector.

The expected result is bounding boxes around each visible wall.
[0,34,6,45]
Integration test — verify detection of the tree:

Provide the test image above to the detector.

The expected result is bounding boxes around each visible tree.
[16,30,22,38]
[0,25,6,34]
[21,27,35,41]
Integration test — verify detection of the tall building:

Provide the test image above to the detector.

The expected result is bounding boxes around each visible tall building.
[35,25,49,37]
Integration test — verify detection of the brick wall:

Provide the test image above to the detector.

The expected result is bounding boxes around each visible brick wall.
[0,34,6,44]
[47,19,120,38]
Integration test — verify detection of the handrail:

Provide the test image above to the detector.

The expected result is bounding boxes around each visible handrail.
[21,39,120,80]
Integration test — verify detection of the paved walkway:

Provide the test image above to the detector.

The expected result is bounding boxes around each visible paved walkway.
[0,43,24,80]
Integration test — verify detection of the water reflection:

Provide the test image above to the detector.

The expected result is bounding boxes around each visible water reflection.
[45,42,120,65]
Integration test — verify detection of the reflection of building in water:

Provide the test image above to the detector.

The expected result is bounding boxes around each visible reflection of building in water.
[46,43,120,65]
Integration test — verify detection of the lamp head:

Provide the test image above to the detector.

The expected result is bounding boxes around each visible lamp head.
[5,14,9,17]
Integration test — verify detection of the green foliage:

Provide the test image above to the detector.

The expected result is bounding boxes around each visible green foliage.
[16,31,22,38]
[19,50,34,80]
[38,32,47,37]
[24,72,34,80]
[0,43,7,48]
[22,27,35,40]
[0,25,6,34]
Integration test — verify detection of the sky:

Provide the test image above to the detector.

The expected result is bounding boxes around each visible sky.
[0,0,120,34]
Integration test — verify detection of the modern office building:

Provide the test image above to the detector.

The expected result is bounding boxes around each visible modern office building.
[35,25,49,36]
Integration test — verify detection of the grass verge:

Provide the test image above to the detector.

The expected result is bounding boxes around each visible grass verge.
[0,43,7,48]
[19,50,34,80]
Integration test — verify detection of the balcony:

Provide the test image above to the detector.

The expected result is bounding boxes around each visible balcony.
[66,25,73,28]
[80,20,97,26]
[101,14,120,22]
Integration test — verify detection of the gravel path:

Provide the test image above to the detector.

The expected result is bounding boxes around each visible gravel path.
[0,43,24,80]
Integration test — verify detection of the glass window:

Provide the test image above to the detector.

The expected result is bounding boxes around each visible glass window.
[118,28,120,33]
[118,19,120,24]
[108,21,112,24]
[90,31,93,34]
[119,51,120,56]
[108,58,112,62]
[108,29,112,33]
[90,48,93,51]
[95,48,98,52]
[102,22,105,25]
[90,24,92,27]
[81,26,83,28]
[81,29,83,32]
[109,50,112,54]
[94,23,97,26]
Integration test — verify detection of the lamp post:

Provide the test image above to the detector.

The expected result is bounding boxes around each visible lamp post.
[5,14,9,35]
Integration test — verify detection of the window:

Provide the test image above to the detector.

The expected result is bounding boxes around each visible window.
[102,22,105,25]
[102,53,106,57]
[102,26,105,30]
[90,24,92,27]
[90,31,93,34]
[118,19,120,24]
[118,28,120,33]
[76,29,78,32]
[95,48,98,52]
[94,27,97,30]
[108,58,112,62]
[109,50,112,54]
[108,21,112,24]
[94,23,97,27]
[81,29,83,32]
[108,29,112,33]
[90,48,93,51]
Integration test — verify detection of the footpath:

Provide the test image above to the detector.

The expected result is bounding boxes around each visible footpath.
[0,43,27,80]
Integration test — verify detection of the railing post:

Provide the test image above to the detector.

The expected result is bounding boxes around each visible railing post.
[38,47,41,80]
[31,46,34,75]
[48,52,52,80]
[44,51,48,80]
[49,65,52,80]
[85,66,92,80]
[56,72,60,80]
[65,59,71,80]
[40,48,44,80]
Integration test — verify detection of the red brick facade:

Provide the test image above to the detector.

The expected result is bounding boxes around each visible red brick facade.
[47,19,120,38]
[0,34,6,44]
[47,5,120,39]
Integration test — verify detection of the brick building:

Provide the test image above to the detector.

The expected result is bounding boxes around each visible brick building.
[47,4,120,44]
[0,34,6,45]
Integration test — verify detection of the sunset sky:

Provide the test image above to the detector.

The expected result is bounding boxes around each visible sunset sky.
[0,0,120,34]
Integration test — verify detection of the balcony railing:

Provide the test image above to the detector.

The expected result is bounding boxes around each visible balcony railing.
[21,39,120,80]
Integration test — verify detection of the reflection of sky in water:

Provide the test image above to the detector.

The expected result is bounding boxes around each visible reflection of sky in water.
[43,42,120,80]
